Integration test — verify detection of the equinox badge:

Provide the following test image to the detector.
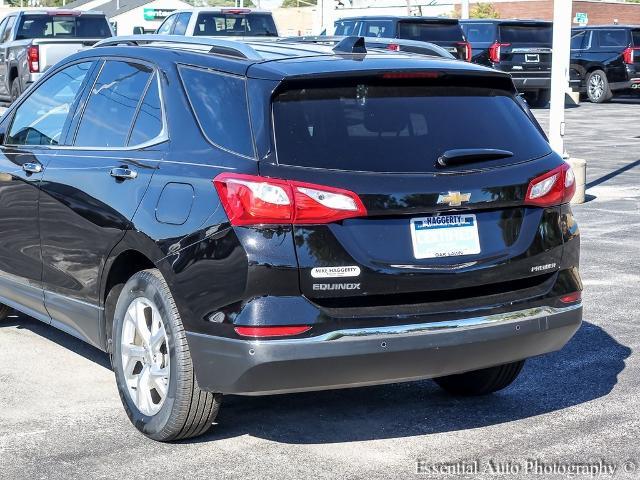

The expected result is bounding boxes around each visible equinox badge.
[437,191,471,207]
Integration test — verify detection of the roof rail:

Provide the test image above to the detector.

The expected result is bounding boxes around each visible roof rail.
[94,35,264,61]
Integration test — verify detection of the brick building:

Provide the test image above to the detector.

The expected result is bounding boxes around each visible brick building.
[459,0,640,25]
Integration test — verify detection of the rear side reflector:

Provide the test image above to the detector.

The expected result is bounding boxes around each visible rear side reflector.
[560,292,582,304]
[524,163,576,207]
[214,173,367,225]
[234,326,312,338]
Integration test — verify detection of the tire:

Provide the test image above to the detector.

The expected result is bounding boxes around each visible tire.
[586,70,612,103]
[527,89,551,108]
[433,360,525,396]
[112,268,221,441]
[10,78,21,103]
[0,304,12,321]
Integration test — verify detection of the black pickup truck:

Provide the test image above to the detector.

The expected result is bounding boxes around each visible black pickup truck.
[570,25,640,103]
[461,19,552,107]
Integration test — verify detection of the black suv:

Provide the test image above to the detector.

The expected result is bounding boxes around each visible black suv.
[570,25,640,103]
[334,16,471,61]
[0,35,582,441]
[461,19,552,107]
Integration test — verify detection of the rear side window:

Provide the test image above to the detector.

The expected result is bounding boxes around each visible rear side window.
[75,61,153,148]
[272,82,550,173]
[397,22,464,42]
[16,15,111,39]
[462,23,495,43]
[128,75,163,146]
[193,13,277,37]
[499,25,552,44]
[179,66,254,158]
[597,29,628,47]
[6,62,92,146]
[334,19,358,36]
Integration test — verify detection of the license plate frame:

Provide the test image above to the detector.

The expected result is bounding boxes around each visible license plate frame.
[525,53,540,63]
[410,214,481,259]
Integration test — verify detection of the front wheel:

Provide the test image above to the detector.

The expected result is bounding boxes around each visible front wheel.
[0,304,12,321]
[112,269,221,441]
[433,360,525,396]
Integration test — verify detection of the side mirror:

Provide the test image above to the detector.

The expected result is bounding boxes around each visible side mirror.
[132,26,145,35]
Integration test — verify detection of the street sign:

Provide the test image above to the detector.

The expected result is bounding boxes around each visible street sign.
[574,12,588,25]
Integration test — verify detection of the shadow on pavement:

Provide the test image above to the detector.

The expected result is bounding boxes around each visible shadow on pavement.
[586,159,640,189]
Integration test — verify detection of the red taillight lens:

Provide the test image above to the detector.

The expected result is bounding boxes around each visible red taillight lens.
[524,163,576,207]
[387,43,400,52]
[560,291,582,304]
[457,41,472,62]
[27,45,39,73]
[623,46,640,64]
[489,41,510,63]
[213,173,367,226]
[234,325,311,338]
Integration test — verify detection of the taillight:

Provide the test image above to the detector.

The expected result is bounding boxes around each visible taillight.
[489,41,510,63]
[623,46,640,64]
[387,43,400,52]
[560,291,582,304]
[457,41,472,62]
[213,173,367,226]
[234,325,311,338]
[524,163,576,207]
[27,45,39,73]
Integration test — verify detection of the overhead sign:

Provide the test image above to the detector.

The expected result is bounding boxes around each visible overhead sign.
[143,8,175,21]
[574,12,588,25]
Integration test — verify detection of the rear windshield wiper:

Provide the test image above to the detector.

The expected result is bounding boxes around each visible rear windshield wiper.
[437,149,514,168]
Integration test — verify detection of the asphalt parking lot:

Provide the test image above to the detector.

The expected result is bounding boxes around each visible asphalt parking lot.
[1,98,639,479]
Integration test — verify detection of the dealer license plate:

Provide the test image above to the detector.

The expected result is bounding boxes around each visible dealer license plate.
[410,214,481,259]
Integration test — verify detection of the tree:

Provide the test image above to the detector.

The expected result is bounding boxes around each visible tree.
[281,0,317,7]
[470,2,500,19]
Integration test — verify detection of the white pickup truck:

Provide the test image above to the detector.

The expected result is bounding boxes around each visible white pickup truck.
[0,10,113,103]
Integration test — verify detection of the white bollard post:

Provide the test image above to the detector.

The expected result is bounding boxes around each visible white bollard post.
[548,0,572,155]
[567,158,587,204]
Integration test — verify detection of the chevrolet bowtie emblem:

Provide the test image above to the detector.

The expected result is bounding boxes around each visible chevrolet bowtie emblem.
[437,191,471,207]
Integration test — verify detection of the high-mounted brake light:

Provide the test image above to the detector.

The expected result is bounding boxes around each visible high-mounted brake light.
[234,325,311,338]
[48,10,81,16]
[27,45,39,73]
[489,41,510,63]
[213,173,367,226]
[221,8,251,14]
[524,163,576,207]
[623,46,640,65]
[457,41,472,62]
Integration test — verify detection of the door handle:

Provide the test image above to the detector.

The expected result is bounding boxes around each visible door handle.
[110,167,138,180]
[22,162,42,174]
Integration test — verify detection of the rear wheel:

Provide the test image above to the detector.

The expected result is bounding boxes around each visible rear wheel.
[526,89,551,108]
[10,78,21,103]
[112,269,221,441]
[586,70,612,103]
[433,360,525,396]
[0,304,12,321]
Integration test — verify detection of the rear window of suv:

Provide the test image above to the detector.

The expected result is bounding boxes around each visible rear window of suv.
[272,80,550,173]
[397,21,464,42]
[16,15,111,39]
[499,24,552,44]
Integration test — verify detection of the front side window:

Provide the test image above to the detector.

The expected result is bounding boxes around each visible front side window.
[179,66,254,158]
[334,19,358,36]
[156,14,177,35]
[571,31,586,50]
[2,16,15,43]
[75,61,153,148]
[6,62,93,146]
[172,12,191,35]
[193,13,277,37]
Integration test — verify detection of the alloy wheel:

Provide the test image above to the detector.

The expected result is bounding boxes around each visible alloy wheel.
[120,297,170,416]
[588,73,604,100]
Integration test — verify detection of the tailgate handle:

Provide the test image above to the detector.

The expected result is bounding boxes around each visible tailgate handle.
[437,149,513,168]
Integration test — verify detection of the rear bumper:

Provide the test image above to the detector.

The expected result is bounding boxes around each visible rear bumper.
[511,76,551,91]
[187,303,582,395]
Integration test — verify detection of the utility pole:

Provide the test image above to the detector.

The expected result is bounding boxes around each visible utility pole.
[461,0,470,19]
[548,0,572,155]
